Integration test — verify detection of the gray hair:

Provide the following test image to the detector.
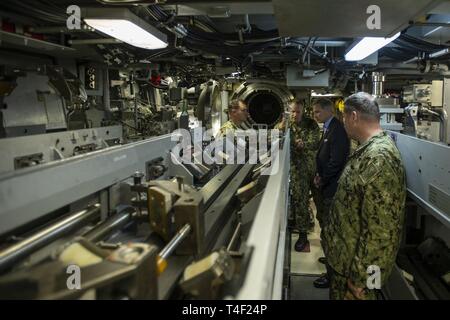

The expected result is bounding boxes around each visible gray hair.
[344,92,380,121]
[312,98,333,111]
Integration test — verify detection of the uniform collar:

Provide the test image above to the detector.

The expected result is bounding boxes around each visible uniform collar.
[291,116,310,126]
[351,131,386,158]
[230,120,240,128]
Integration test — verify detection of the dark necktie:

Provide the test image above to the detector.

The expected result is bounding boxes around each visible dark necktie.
[321,127,327,142]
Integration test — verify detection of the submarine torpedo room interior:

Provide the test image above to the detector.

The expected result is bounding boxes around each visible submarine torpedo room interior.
[0,0,449,300]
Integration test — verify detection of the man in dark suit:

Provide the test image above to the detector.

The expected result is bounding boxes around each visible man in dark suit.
[312,98,350,289]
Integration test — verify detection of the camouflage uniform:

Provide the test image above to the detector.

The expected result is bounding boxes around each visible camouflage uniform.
[322,131,406,300]
[328,270,377,300]
[217,120,239,138]
[278,117,320,233]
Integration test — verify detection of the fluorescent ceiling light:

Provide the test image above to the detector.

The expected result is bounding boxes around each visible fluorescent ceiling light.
[423,17,450,37]
[84,19,167,49]
[345,32,401,61]
[83,8,168,50]
[311,92,341,97]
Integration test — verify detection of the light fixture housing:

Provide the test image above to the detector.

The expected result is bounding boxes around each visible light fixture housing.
[345,32,401,62]
[83,8,168,50]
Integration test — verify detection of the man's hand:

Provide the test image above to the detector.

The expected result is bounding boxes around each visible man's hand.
[347,279,366,300]
[295,138,304,150]
[314,174,322,189]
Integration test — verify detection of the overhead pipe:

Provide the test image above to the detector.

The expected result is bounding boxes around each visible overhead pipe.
[242,14,252,34]
[68,39,123,45]
[429,48,450,59]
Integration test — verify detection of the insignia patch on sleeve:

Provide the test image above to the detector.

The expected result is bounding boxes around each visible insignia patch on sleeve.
[359,157,384,185]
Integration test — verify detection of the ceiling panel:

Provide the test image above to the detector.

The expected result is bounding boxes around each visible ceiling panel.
[273,0,444,37]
